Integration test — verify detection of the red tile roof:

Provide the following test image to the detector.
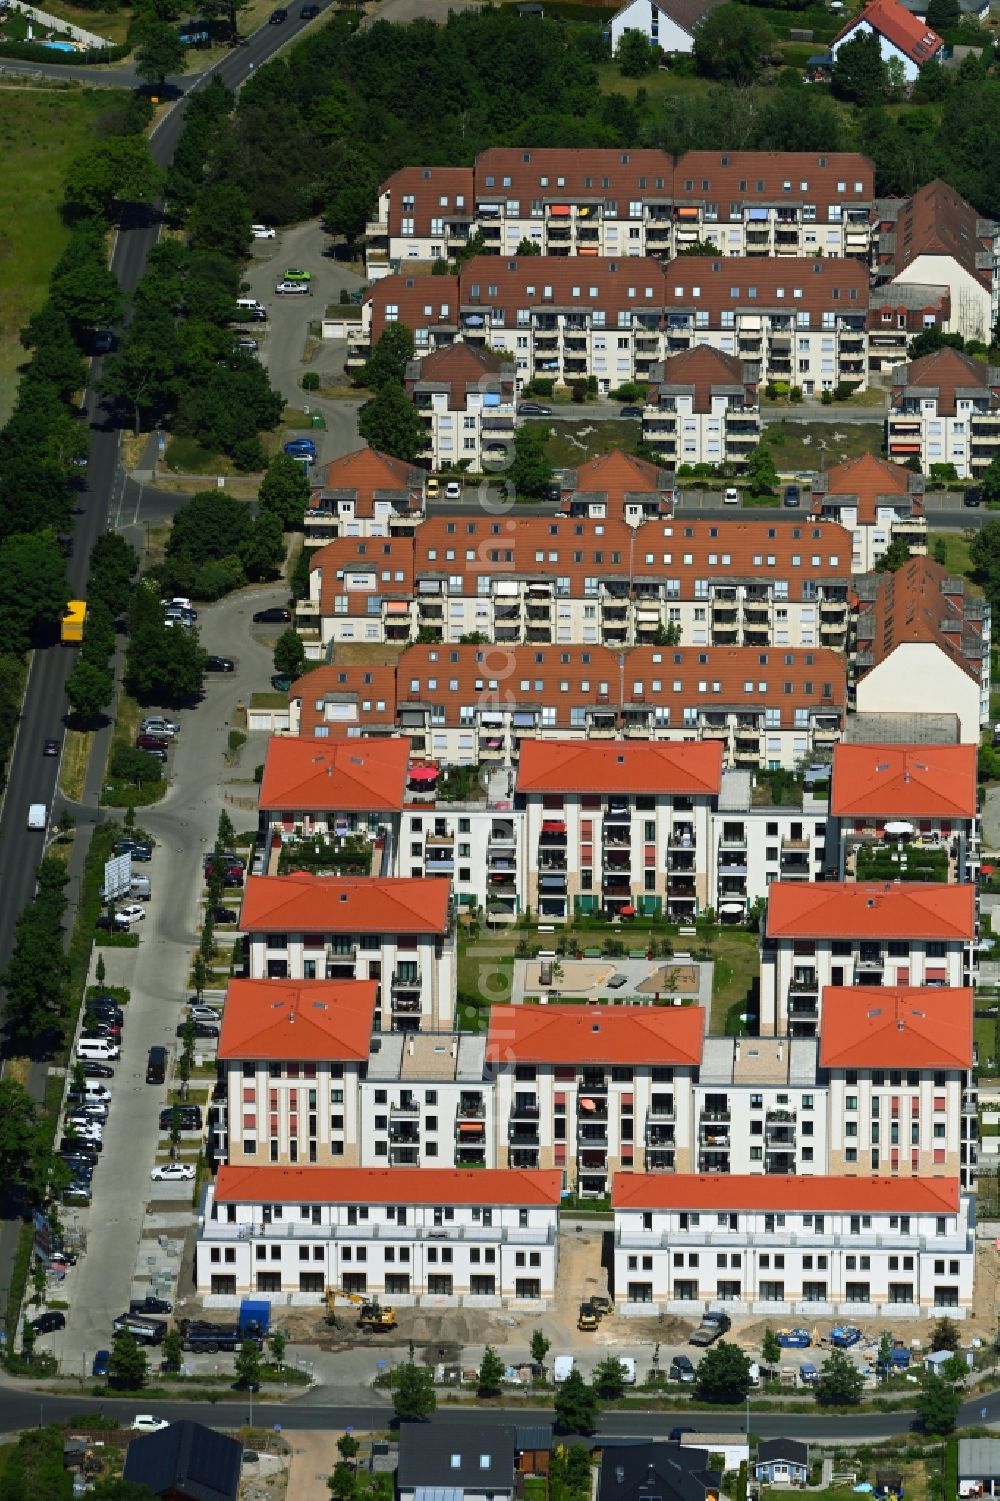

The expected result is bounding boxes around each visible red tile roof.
[612,1172,959,1213]
[215,1165,563,1207]
[258,736,411,813]
[217,978,376,1062]
[856,555,988,685]
[765,880,975,941]
[649,347,756,413]
[517,739,723,796]
[485,1004,705,1067]
[290,663,399,738]
[891,346,1000,417]
[819,986,972,1070]
[239,874,451,934]
[881,179,991,291]
[378,164,474,238]
[406,340,514,407]
[309,448,423,519]
[812,452,919,527]
[830,743,977,819]
[562,451,673,517]
[662,256,868,322]
[833,0,942,64]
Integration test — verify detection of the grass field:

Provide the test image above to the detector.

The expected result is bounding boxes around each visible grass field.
[30,0,132,42]
[763,419,884,473]
[928,529,983,594]
[530,416,641,469]
[0,87,122,425]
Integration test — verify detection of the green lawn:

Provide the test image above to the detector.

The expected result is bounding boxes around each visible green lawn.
[763,419,884,473]
[0,89,124,425]
[528,417,642,470]
[928,530,983,595]
[975,1014,998,1073]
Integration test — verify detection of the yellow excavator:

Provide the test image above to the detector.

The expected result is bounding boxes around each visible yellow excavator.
[325,1287,397,1331]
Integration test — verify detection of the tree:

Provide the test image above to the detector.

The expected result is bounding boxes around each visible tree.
[980,454,1000,506]
[235,1337,263,1386]
[337,1433,359,1466]
[240,511,285,583]
[677,238,722,256]
[392,1356,436,1420]
[188,182,253,261]
[178,1017,195,1101]
[745,443,778,497]
[915,1369,961,1434]
[814,1348,864,1406]
[31,1258,46,1309]
[530,1329,551,1367]
[0,1079,39,1202]
[217,809,236,848]
[169,1104,182,1161]
[20,1318,35,1361]
[274,629,307,680]
[694,1341,752,1403]
[478,1345,506,1396]
[761,1327,781,1367]
[0,531,69,657]
[926,0,959,26]
[616,28,657,76]
[693,4,772,84]
[328,1464,357,1501]
[64,137,162,220]
[933,537,947,565]
[832,29,888,105]
[931,1315,961,1352]
[134,21,187,86]
[875,537,911,572]
[362,324,417,393]
[124,582,206,706]
[65,658,114,725]
[515,237,542,256]
[161,1327,184,1373]
[259,452,311,530]
[592,1354,626,1400]
[509,423,554,499]
[109,1329,148,1390]
[554,1368,598,1434]
[358,380,427,464]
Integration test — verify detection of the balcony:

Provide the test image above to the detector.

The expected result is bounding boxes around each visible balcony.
[790,972,818,994]
[391,1099,420,1119]
[539,821,567,845]
[669,825,695,849]
[390,1124,420,1144]
[457,1095,485,1119]
[509,1124,540,1146]
[393,968,422,990]
[511,1097,540,1120]
[856,948,884,974]
[389,1146,419,1166]
[645,1148,675,1171]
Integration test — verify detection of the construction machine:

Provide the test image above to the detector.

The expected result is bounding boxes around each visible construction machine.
[358,1299,397,1332]
[325,1287,365,1326]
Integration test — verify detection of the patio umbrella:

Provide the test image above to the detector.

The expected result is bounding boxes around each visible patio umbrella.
[620,904,637,917]
[884,821,914,836]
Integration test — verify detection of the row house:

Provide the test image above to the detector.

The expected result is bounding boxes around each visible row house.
[304,448,425,551]
[517,738,722,923]
[214,978,375,1169]
[363,150,874,278]
[299,511,854,655]
[611,1173,973,1316]
[238,873,456,1031]
[759,879,975,1037]
[852,555,991,741]
[558,451,675,526]
[810,453,926,574]
[404,342,516,472]
[888,347,1000,480]
[197,1166,560,1306]
[641,348,761,469]
[872,178,995,345]
[355,256,871,396]
[828,742,979,882]
[485,1003,705,1197]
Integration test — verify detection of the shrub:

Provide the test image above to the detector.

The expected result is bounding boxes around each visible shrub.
[301,371,320,391]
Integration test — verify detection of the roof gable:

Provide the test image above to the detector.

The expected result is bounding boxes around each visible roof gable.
[258,735,411,812]
[485,1004,705,1066]
[122,1421,242,1501]
[239,874,451,934]
[833,0,942,62]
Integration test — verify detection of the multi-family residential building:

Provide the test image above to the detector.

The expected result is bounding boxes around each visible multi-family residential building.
[611,1173,973,1314]
[558,451,675,525]
[887,347,1000,479]
[363,151,874,278]
[819,986,976,1185]
[299,510,854,655]
[829,0,942,80]
[214,978,376,1169]
[197,1166,561,1305]
[404,343,516,472]
[810,454,926,573]
[641,348,761,469]
[257,735,410,842]
[354,256,870,395]
[709,771,832,918]
[872,179,996,345]
[239,874,456,1030]
[357,1030,494,1170]
[303,448,425,551]
[759,880,975,1037]
[516,738,722,922]
[867,282,950,375]
[851,555,991,740]
[485,1004,705,1195]
[828,741,979,881]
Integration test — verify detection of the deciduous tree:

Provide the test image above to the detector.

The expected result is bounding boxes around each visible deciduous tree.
[694,1341,752,1403]
[109,1329,148,1390]
[554,1367,598,1434]
[814,1348,864,1406]
[358,380,426,464]
[478,1345,506,1396]
[831,29,888,105]
[693,4,771,84]
[392,1356,436,1420]
[259,452,311,530]
[134,21,187,85]
[915,1369,961,1434]
[274,629,306,679]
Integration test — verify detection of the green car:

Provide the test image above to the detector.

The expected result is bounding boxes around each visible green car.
[282,268,311,282]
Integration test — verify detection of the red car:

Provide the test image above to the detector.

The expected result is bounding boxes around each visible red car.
[135,733,169,753]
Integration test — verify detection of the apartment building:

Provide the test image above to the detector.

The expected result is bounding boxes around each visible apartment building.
[197,1166,561,1305]
[867,283,950,376]
[404,343,516,472]
[641,348,761,469]
[303,448,425,551]
[820,986,976,1186]
[559,451,675,525]
[299,510,854,654]
[810,454,926,574]
[214,978,376,1169]
[691,1035,826,1179]
[517,738,722,922]
[759,880,975,1037]
[364,151,874,278]
[257,735,410,840]
[709,770,832,919]
[829,0,942,80]
[356,255,871,395]
[828,742,979,882]
[358,1030,496,1170]
[872,179,995,344]
[611,1173,973,1315]
[888,347,1000,479]
[239,874,456,1031]
[852,555,991,740]
[486,1004,705,1195]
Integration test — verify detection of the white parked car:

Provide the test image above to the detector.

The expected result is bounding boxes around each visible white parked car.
[187,1003,222,1025]
[140,715,179,736]
[150,1163,196,1182]
[132,1414,170,1433]
[251,224,276,239]
[445,481,462,500]
[118,904,146,926]
[723,487,739,505]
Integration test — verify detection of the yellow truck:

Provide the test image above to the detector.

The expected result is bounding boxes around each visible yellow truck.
[61,599,87,646]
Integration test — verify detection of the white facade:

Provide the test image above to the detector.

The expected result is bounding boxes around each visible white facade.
[829,17,926,80]
[855,643,985,743]
[893,255,992,345]
[415,385,516,471]
[611,0,700,55]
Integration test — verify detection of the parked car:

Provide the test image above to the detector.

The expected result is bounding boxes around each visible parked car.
[187,1004,222,1024]
[300,3,319,14]
[115,839,152,861]
[271,674,293,692]
[132,1415,170,1433]
[140,716,179,736]
[177,1020,220,1039]
[282,267,311,282]
[783,484,801,508]
[80,1061,114,1079]
[669,1355,696,1382]
[619,405,643,419]
[92,1349,111,1377]
[204,655,236,672]
[135,734,169,755]
[63,1183,92,1204]
[253,607,292,624]
[159,1106,203,1130]
[118,904,146,926]
[130,1295,173,1315]
[964,487,983,507]
[209,906,239,924]
[151,1163,196,1182]
[251,224,276,239]
[235,336,258,352]
[31,1311,66,1334]
[268,6,287,18]
[96,914,131,933]
[425,477,440,499]
[92,329,116,355]
[518,402,551,416]
[723,487,739,504]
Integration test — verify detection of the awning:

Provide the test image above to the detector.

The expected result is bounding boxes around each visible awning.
[926,967,946,981]
[620,904,637,917]
[408,766,438,783]
[458,1122,483,1134]
[885,821,914,835]
[494,580,519,597]
[676,206,699,220]
[385,601,409,615]
[549,204,570,216]
[579,1097,596,1112]
[747,207,769,221]
[542,820,565,833]
[890,443,921,454]
[720,902,745,914]
[512,712,535,727]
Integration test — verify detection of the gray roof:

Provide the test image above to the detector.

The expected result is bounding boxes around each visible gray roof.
[845,711,961,745]
[959,1439,1000,1479]
[399,1424,517,1493]
[599,1441,719,1501]
[122,1421,242,1501]
[757,1441,809,1467]
[515,1425,554,1452]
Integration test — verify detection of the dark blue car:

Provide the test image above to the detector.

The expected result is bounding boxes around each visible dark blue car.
[92,1349,110,1378]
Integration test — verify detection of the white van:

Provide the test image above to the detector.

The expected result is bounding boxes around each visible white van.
[619,1357,637,1385]
[77,1037,119,1061]
[27,803,47,831]
[84,1081,112,1102]
[275,280,310,295]
[553,1355,575,1384]
[236,297,265,313]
